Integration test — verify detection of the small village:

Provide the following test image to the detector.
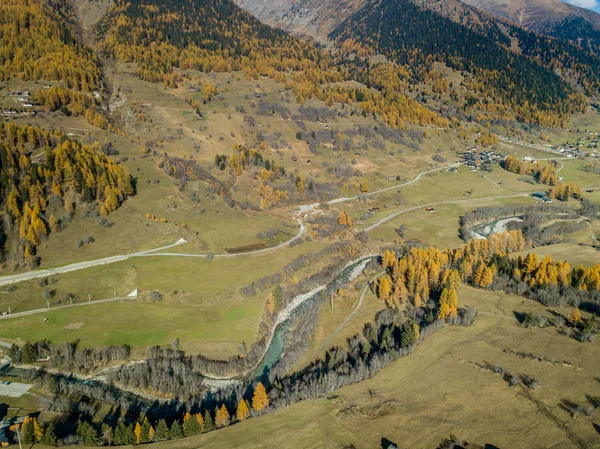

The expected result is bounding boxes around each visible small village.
[457,148,506,171]
[553,132,599,158]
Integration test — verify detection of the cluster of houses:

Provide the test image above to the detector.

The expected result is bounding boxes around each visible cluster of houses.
[551,144,586,158]
[458,148,505,171]
[552,134,599,157]
[8,91,33,108]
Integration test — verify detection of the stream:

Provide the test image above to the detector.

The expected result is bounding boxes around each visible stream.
[203,255,375,389]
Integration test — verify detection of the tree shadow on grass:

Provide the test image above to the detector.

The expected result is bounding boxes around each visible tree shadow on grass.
[381,437,398,449]
[513,311,528,325]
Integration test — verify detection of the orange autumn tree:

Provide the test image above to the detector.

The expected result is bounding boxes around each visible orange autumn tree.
[237,399,250,421]
[377,276,392,303]
[568,307,582,324]
[266,292,275,316]
[437,288,458,319]
[252,382,269,412]
[337,210,352,227]
[0,123,134,263]
[134,422,142,445]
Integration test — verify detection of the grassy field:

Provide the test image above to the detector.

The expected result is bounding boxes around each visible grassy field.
[5,116,293,272]
[0,299,262,358]
[144,287,600,449]
[343,168,519,231]
[557,159,600,188]
[2,20,600,449]
[367,196,534,248]
[0,240,329,358]
[3,65,595,275]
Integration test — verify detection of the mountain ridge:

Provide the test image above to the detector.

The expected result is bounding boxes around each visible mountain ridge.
[234,0,600,53]
[461,0,600,31]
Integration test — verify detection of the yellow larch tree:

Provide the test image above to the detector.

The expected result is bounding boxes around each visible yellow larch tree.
[568,307,582,324]
[252,382,269,412]
[237,399,250,422]
[134,422,142,444]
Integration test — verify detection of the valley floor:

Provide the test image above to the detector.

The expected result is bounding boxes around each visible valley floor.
[148,287,600,449]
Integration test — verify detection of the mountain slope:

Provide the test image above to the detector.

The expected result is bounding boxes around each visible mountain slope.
[96,0,336,85]
[233,0,363,39]
[462,0,600,30]
[331,0,590,127]
[95,0,447,131]
[411,0,600,98]
[462,0,600,52]
[0,0,102,90]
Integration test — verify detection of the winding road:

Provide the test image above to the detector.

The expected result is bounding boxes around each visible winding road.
[498,137,562,156]
[0,159,559,316]
[0,222,305,287]
[364,194,534,232]
[297,163,460,215]
[141,221,305,259]
[0,164,457,287]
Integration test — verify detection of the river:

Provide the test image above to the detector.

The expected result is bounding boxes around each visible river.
[203,255,375,389]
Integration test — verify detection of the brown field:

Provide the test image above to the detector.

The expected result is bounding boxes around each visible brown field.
[144,286,600,449]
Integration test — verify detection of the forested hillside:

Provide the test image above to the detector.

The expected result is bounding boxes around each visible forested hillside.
[414,0,600,96]
[96,0,447,129]
[0,123,134,267]
[331,0,593,127]
[0,0,101,91]
[415,0,600,99]
[541,16,600,54]
[96,0,334,86]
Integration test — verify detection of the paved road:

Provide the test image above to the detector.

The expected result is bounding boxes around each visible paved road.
[141,221,305,259]
[326,163,460,206]
[0,157,575,290]
[0,164,455,286]
[499,137,561,156]
[0,220,306,286]
[296,163,459,216]
[0,239,188,287]
[0,296,128,321]
[364,194,535,232]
